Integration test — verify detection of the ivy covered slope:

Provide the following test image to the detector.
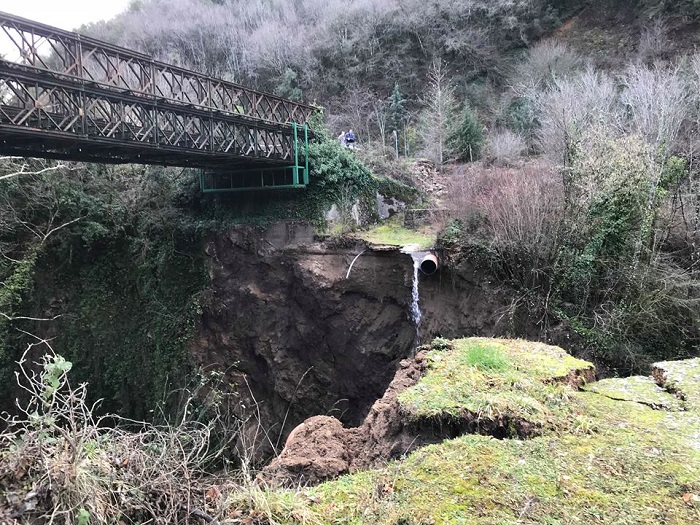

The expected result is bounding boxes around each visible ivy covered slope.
[262,339,700,524]
[0,164,210,419]
[300,116,417,225]
[0,125,415,419]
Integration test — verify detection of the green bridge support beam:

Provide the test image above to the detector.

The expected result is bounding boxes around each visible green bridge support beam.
[200,123,310,193]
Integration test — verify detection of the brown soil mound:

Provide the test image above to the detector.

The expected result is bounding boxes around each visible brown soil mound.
[260,351,431,486]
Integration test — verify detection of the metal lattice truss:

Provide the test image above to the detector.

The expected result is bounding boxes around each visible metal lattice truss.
[0,11,313,169]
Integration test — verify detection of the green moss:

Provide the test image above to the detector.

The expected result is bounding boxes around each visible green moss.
[356,223,435,250]
[252,339,700,524]
[0,246,40,390]
[54,235,206,420]
[653,358,700,409]
[584,376,685,411]
[398,338,594,431]
[302,410,699,524]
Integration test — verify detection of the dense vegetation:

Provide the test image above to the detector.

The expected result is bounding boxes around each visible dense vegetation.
[0,123,412,417]
[442,45,700,373]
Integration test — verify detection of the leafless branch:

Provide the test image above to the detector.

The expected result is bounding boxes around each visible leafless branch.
[0,312,62,322]
[0,163,70,181]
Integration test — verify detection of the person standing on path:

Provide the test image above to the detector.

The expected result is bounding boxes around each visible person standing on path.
[345,129,357,149]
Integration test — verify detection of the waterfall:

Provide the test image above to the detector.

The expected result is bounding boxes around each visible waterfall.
[410,256,422,326]
[408,252,424,328]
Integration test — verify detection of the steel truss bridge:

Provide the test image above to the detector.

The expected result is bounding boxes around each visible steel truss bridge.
[0,11,315,191]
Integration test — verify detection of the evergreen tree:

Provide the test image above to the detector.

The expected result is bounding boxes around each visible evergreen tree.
[451,106,484,161]
[274,68,303,102]
[388,83,407,132]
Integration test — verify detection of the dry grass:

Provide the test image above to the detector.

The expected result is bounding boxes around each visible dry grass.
[0,341,244,524]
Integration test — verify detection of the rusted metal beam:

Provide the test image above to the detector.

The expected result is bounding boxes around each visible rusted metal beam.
[0,12,316,171]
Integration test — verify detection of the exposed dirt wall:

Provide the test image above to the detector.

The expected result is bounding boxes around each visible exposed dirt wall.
[191,224,417,459]
[191,224,573,461]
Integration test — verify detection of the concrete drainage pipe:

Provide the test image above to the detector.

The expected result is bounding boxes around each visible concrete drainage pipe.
[420,253,439,275]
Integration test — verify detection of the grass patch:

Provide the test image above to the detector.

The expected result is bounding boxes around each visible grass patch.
[397,338,594,431]
[292,391,700,524]
[459,342,510,371]
[356,223,435,250]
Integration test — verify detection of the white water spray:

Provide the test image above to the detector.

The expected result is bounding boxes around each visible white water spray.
[405,249,430,328]
[410,255,422,326]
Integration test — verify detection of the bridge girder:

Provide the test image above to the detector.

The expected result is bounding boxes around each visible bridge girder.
[0,11,314,174]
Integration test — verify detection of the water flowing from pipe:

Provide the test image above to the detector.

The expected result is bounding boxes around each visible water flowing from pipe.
[408,252,424,328]
[410,256,422,326]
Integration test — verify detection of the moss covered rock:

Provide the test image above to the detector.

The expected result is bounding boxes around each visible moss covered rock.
[653,357,700,410]
[398,338,595,437]
[584,376,685,411]
[249,339,700,524]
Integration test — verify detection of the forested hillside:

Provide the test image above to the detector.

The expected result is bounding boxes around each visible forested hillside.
[85,1,700,131]
[87,0,700,372]
[3,0,700,522]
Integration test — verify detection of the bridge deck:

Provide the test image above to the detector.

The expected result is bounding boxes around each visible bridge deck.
[0,11,314,172]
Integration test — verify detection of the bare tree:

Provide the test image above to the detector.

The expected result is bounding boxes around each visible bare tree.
[637,19,672,63]
[535,67,618,166]
[511,41,582,99]
[621,63,688,153]
[418,59,457,169]
[0,159,80,248]
[486,130,527,166]
[341,86,375,145]
[373,98,389,153]
[0,157,68,182]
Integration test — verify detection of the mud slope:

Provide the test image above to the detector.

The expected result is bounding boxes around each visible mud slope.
[191,224,566,459]
[191,223,417,456]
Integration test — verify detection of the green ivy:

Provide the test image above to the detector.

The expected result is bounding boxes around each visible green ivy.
[0,246,41,390]
[37,232,207,420]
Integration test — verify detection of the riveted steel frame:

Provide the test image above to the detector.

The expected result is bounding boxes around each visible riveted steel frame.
[0,11,314,125]
[0,62,298,168]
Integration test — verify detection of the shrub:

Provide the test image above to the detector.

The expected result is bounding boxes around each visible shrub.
[485,130,527,166]
[510,41,582,98]
[0,347,242,524]
[304,118,417,230]
[636,20,672,63]
[444,161,564,290]
[553,131,697,372]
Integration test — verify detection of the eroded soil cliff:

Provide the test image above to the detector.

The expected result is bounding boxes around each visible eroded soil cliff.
[190,223,568,461]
